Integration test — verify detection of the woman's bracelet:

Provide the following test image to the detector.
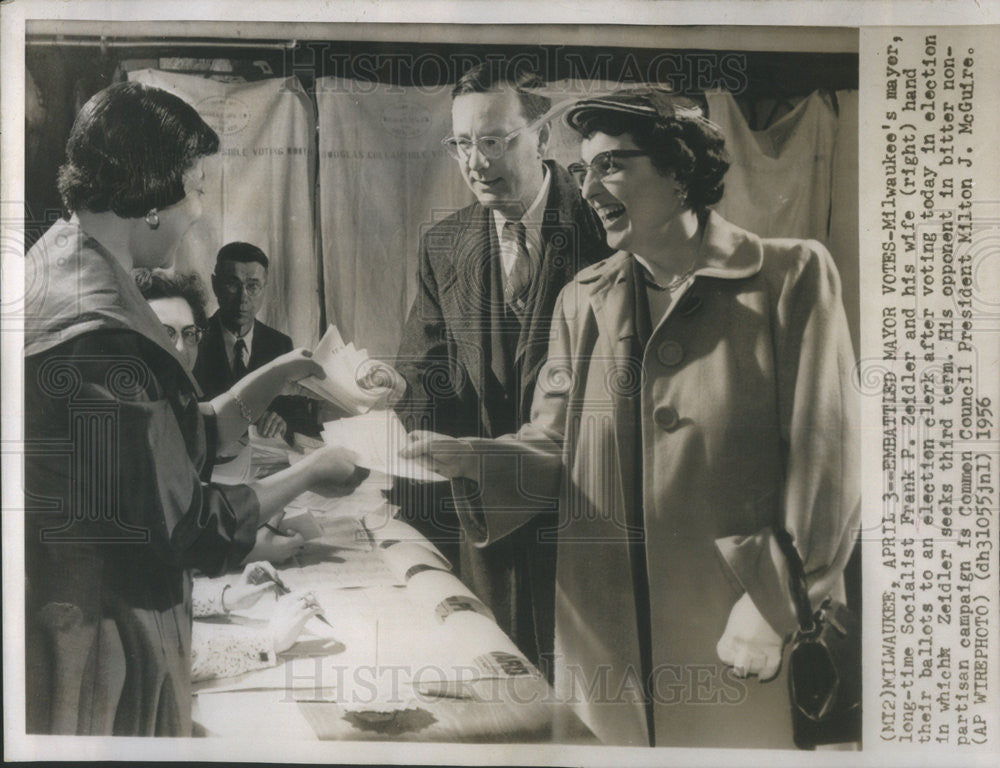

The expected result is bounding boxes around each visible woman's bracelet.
[220,583,232,613]
[232,392,254,423]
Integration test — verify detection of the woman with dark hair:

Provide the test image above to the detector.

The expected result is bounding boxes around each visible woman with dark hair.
[134,267,311,566]
[405,88,859,747]
[24,82,360,736]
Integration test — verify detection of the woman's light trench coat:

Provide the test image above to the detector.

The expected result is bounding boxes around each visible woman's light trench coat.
[453,212,860,747]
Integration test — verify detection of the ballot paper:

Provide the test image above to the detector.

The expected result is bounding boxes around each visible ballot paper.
[193,513,532,697]
[280,509,324,540]
[298,325,397,414]
[321,410,447,483]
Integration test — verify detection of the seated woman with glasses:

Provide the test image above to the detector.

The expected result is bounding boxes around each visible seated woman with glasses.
[134,268,207,373]
[134,267,312,567]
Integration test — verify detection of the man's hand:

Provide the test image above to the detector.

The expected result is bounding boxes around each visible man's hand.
[716,592,784,681]
[398,430,477,481]
[255,409,288,439]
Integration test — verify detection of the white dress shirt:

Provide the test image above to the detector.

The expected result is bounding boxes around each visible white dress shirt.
[491,165,551,278]
[221,322,255,373]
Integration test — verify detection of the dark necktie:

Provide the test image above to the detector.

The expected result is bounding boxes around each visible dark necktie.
[232,337,249,380]
[504,220,532,317]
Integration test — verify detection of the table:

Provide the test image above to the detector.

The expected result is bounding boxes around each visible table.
[191,476,596,744]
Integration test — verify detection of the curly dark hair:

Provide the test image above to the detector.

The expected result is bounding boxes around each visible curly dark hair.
[572,110,730,213]
[58,82,219,218]
[133,268,209,330]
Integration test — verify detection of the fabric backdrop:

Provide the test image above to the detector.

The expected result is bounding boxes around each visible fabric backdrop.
[129,70,320,347]
[829,90,861,356]
[316,78,472,358]
[126,70,857,360]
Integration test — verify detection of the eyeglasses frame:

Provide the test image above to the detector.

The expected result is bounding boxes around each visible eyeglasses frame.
[441,114,549,161]
[567,149,651,186]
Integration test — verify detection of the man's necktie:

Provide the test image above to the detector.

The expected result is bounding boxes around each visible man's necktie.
[504,220,532,318]
[232,337,249,380]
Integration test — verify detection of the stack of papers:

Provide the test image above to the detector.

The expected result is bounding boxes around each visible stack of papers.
[298,325,397,415]
[322,410,447,483]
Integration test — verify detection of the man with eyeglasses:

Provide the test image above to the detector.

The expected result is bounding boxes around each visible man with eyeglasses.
[394,61,611,679]
[194,241,317,440]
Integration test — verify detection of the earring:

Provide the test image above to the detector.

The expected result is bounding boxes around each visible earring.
[676,188,688,207]
[144,209,160,230]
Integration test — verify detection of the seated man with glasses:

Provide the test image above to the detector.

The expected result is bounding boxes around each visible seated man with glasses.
[194,241,318,440]
[394,59,611,679]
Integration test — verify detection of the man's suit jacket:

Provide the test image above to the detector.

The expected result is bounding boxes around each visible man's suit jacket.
[194,312,317,437]
[394,160,611,674]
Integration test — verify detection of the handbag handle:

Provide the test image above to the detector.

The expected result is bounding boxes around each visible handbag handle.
[773,525,815,632]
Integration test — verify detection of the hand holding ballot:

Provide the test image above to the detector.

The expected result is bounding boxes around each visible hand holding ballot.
[299,444,369,497]
[297,326,406,413]
[398,430,478,482]
[321,411,448,483]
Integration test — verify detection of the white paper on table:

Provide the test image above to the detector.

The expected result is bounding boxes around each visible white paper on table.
[300,515,373,552]
[362,504,450,566]
[284,488,384,520]
[298,325,396,414]
[286,548,401,589]
[280,510,324,540]
[321,410,447,483]
[405,568,492,620]
[195,586,414,694]
[380,542,452,584]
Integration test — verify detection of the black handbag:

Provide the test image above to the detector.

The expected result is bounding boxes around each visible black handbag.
[774,526,861,749]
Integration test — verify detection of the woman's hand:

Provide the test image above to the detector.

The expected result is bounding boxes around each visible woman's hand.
[264,348,326,397]
[398,430,477,481]
[269,591,324,654]
[716,592,784,681]
[302,444,368,497]
[223,562,282,611]
[267,348,324,383]
[255,409,288,440]
[243,526,306,565]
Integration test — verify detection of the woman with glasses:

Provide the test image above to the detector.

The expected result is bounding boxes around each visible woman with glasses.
[24,82,361,736]
[134,268,208,373]
[404,88,859,747]
[135,267,311,567]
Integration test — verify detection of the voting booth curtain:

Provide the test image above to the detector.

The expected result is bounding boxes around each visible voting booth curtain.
[128,70,322,347]
[127,70,858,358]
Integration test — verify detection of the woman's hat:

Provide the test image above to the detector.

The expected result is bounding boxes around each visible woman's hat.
[564,86,713,133]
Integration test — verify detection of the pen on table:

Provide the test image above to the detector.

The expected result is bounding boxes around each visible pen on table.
[256,566,334,629]
[311,611,334,629]
[263,522,295,538]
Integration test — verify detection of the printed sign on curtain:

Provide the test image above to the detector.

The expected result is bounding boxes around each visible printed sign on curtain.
[129,70,320,347]
[316,78,471,358]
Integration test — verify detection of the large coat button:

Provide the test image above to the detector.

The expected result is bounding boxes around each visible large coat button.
[653,405,679,431]
[657,340,684,366]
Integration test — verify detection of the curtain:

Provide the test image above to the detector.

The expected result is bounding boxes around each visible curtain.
[315,78,471,358]
[706,89,838,244]
[829,90,860,357]
[129,70,320,347]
